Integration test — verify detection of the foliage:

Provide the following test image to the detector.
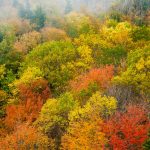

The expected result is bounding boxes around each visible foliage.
[35,92,77,148]
[12,67,44,86]
[103,105,150,150]
[0,68,16,92]
[100,22,133,49]
[69,92,117,121]
[0,90,7,118]
[143,130,150,150]
[61,92,117,149]
[64,12,99,37]
[62,116,106,150]
[132,26,150,41]
[74,22,129,65]
[5,79,51,129]
[14,31,41,53]
[31,6,46,31]
[22,41,93,95]
[114,45,150,96]
[70,65,114,102]
[41,27,69,42]
[0,124,50,150]
[0,23,16,65]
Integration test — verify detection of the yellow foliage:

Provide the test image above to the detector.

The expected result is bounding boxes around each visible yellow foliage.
[62,116,107,150]
[69,92,117,121]
[100,22,133,50]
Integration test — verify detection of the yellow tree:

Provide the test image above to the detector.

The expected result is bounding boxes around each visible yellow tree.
[61,92,117,149]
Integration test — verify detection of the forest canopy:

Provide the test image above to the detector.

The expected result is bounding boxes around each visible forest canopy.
[0,0,150,149]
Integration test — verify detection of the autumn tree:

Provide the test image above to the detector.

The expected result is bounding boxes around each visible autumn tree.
[61,92,117,149]
[5,79,51,129]
[62,116,106,150]
[35,92,78,149]
[14,31,41,53]
[0,124,50,150]
[74,22,130,66]
[114,44,150,97]
[70,65,114,103]
[103,105,150,150]
[40,27,69,42]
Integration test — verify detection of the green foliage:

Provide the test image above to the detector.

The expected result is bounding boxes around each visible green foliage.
[0,90,7,118]
[143,130,150,150]
[0,64,16,93]
[22,41,93,95]
[132,26,150,41]
[100,46,127,65]
[0,25,16,65]
[74,23,129,66]
[31,6,46,31]
[19,5,46,31]
[114,44,150,95]
[0,69,16,92]
[109,11,123,22]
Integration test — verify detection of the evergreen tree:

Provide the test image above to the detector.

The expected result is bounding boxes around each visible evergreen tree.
[65,0,72,14]
[31,6,46,31]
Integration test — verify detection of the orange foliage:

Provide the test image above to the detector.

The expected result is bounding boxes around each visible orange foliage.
[18,79,51,103]
[14,31,41,53]
[5,79,51,129]
[70,65,114,93]
[0,124,49,150]
[103,105,150,150]
[41,27,69,42]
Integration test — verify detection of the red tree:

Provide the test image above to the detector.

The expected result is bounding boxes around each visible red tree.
[103,105,150,150]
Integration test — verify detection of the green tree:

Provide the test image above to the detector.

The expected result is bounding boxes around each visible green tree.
[31,6,46,31]
[22,41,93,95]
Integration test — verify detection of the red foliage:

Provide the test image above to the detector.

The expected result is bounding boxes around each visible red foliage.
[70,65,114,92]
[5,79,51,129]
[103,105,150,150]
